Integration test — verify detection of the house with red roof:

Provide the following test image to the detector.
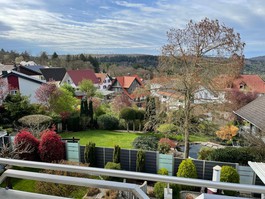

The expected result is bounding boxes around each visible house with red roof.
[95,73,112,90]
[110,75,143,100]
[229,75,265,94]
[61,69,99,88]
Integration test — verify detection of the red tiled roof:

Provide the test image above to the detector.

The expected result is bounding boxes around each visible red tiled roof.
[232,75,265,93]
[67,69,99,85]
[116,75,142,88]
[95,73,107,84]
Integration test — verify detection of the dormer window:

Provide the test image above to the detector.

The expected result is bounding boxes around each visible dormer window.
[239,82,246,90]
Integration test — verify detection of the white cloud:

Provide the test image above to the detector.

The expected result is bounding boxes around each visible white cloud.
[0,0,265,56]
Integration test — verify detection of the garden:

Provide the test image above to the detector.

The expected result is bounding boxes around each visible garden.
[0,77,264,198]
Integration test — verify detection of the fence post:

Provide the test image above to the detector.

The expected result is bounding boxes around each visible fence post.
[203,160,206,179]
[129,149,131,171]
[103,147,106,166]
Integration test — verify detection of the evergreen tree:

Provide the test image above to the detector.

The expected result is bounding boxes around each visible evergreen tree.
[144,96,157,132]
[52,52,58,59]
[88,100,93,127]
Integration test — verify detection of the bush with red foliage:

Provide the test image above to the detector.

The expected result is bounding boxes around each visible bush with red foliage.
[159,138,177,148]
[39,130,65,162]
[14,130,40,161]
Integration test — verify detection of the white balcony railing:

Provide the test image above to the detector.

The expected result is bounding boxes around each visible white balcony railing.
[0,158,265,198]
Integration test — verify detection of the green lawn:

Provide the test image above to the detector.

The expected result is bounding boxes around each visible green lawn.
[189,134,214,142]
[60,130,141,148]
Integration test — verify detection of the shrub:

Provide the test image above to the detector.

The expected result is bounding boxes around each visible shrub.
[97,114,119,130]
[177,159,197,190]
[156,123,177,135]
[86,187,100,197]
[208,147,256,165]
[84,142,96,166]
[67,114,80,132]
[18,114,52,138]
[157,168,168,175]
[105,190,119,199]
[159,138,177,148]
[39,130,65,162]
[132,135,159,151]
[36,160,89,198]
[154,182,180,199]
[220,166,239,196]
[14,130,40,161]
[103,162,121,181]
[198,147,214,160]
[113,145,120,163]
[158,142,171,154]
[136,150,145,172]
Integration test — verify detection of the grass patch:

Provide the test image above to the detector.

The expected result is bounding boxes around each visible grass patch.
[189,134,214,142]
[60,130,141,148]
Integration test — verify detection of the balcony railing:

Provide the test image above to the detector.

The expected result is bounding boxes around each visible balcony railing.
[0,158,265,198]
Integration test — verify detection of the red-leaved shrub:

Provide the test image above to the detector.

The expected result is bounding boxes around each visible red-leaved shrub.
[159,138,177,148]
[14,130,40,161]
[39,130,65,162]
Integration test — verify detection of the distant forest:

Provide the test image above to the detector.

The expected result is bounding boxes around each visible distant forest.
[0,48,265,77]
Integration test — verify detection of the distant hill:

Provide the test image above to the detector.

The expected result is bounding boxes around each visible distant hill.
[244,57,265,75]
[95,54,159,68]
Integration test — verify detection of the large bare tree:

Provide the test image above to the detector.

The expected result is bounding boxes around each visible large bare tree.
[159,18,245,158]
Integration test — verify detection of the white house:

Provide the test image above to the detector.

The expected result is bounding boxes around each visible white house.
[1,70,45,103]
[194,86,226,104]
[95,73,112,90]
[61,69,99,89]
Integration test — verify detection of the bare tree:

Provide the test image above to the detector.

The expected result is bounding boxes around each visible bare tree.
[0,77,9,105]
[159,18,245,158]
[0,142,35,159]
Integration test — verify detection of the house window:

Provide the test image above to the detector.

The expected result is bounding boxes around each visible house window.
[67,79,71,84]
[108,79,111,83]
[163,96,167,99]
[10,90,18,95]
[103,85,106,89]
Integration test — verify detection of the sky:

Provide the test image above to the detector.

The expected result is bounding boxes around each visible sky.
[0,0,265,58]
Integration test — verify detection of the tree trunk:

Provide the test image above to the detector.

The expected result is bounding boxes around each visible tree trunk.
[139,122,141,132]
[127,122,129,132]
[183,89,191,159]
[133,120,135,132]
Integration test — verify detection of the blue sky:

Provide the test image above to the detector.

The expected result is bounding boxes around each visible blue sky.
[0,0,265,58]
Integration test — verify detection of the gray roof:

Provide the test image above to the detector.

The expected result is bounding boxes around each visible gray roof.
[40,67,66,82]
[234,95,265,131]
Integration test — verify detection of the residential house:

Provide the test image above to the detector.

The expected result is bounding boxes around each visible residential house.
[20,61,37,66]
[0,64,14,75]
[234,95,265,135]
[40,67,66,83]
[228,74,265,95]
[15,64,47,80]
[1,70,45,103]
[95,73,112,90]
[110,75,143,100]
[61,69,99,88]
[194,86,226,104]
[157,90,184,110]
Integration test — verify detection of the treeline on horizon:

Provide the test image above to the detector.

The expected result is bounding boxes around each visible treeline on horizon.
[0,48,264,76]
[0,49,156,77]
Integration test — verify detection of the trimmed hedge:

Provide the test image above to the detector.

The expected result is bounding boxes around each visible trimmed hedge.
[97,114,119,130]
[208,147,256,165]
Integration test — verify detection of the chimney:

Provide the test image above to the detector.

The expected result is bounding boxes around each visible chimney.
[2,71,8,75]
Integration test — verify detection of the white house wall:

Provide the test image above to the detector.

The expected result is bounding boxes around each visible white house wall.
[194,87,225,104]
[99,76,112,90]
[18,77,42,103]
